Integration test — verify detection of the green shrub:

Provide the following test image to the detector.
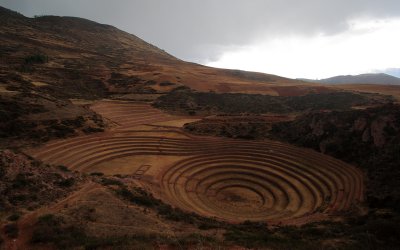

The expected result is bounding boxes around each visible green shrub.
[12,174,31,189]
[24,54,48,64]
[159,81,175,86]
[31,214,87,248]
[9,194,28,204]
[57,165,70,172]
[101,178,124,187]
[113,186,223,229]
[90,172,104,176]
[0,164,5,178]
[83,127,104,133]
[38,214,57,223]
[61,117,85,128]
[4,223,19,238]
[56,178,75,187]
[7,213,20,221]
[115,187,159,207]
[48,124,75,138]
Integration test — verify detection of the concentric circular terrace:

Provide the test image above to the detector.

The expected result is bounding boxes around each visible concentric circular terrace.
[28,101,364,223]
[160,140,363,222]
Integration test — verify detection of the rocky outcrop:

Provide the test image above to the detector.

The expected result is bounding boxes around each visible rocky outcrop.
[370,116,396,147]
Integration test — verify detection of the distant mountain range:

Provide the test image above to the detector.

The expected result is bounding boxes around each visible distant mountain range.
[299,73,400,85]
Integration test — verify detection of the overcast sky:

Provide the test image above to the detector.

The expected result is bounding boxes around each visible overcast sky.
[2,0,400,79]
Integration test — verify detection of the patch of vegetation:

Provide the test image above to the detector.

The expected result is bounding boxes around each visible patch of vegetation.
[4,223,19,238]
[144,80,157,85]
[0,150,79,211]
[116,187,158,207]
[82,126,104,133]
[114,186,224,229]
[19,54,49,72]
[12,173,31,189]
[174,233,219,248]
[0,96,104,143]
[7,213,20,221]
[31,214,88,249]
[184,117,274,139]
[108,72,142,87]
[222,211,400,249]
[56,177,75,187]
[61,116,85,128]
[0,96,100,143]
[57,165,70,172]
[100,177,124,186]
[224,221,271,248]
[159,81,175,86]
[47,123,76,138]
[0,96,46,123]
[24,54,48,64]
[31,213,221,249]
[89,172,104,176]
[154,88,386,115]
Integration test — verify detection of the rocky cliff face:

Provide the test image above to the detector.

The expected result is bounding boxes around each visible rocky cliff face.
[271,104,400,211]
[304,105,399,149]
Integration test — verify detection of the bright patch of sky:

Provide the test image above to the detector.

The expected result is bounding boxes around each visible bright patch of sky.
[207,18,400,79]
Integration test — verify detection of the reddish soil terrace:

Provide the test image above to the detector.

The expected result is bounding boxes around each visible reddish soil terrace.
[27,101,364,224]
[90,100,182,129]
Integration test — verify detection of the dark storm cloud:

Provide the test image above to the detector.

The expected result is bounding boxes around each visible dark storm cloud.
[3,0,400,62]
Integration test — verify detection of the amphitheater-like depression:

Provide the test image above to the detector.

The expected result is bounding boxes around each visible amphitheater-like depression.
[160,139,364,222]
[28,101,364,223]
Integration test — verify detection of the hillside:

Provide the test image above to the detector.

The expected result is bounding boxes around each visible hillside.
[300,73,400,85]
[0,6,329,98]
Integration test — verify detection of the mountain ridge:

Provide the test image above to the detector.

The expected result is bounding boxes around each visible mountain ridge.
[299,73,400,85]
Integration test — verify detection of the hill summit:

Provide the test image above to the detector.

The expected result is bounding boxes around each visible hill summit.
[0,6,330,98]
